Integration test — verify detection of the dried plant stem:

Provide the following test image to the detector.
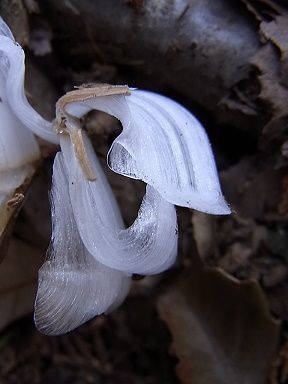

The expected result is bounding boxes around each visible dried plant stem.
[55,83,130,181]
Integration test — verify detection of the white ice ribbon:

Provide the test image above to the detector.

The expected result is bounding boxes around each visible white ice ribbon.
[34,153,131,335]
[60,132,178,275]
[0,17,58,144]
[65,90,230,214]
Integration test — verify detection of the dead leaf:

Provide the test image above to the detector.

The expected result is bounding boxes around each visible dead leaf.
[249,14,288,149]
[0,237,44,331]
[158,261,280,384]
[260,16,288,87]
[216,217,267,276]
[251,44,288,115]
[191,211,217,261]
[221,155,283,220]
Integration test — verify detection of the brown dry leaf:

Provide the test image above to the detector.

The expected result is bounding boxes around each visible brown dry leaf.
[251,44,288,115]
[213,217,267,277]
[192,212,269,277]
[194,212,288,320]
[249,13,288,147]
[0,237,44,331]
[191,211,217,261]
[220,155,283,220]
[260,16,288,87]
[158,261,280,384]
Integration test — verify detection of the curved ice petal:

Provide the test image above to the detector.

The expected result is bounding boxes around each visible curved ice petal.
[65,89,230,214]
[0,81,40,170]
[0,17,58,144]
[60,133,178,275]
[34,153,130,335]
[0,68,40,240]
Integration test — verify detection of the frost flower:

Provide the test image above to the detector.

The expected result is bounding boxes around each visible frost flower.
[34,86,178,335]
[0,18,230,335]
[37,83,231,336]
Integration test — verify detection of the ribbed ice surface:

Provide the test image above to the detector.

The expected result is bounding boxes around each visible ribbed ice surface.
[34,153,131,335]
[60,133,178,275]
[0,17,58,144]
[66,89,230,214]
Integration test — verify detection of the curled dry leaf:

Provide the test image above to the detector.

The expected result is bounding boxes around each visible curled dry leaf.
[158,260,280,384]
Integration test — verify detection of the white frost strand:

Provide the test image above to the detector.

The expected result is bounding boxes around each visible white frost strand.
[65,89,230,214]
[60,133,178,275]
[0,17,58,144]
[0,86,40,170]
[34,153,131,335]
